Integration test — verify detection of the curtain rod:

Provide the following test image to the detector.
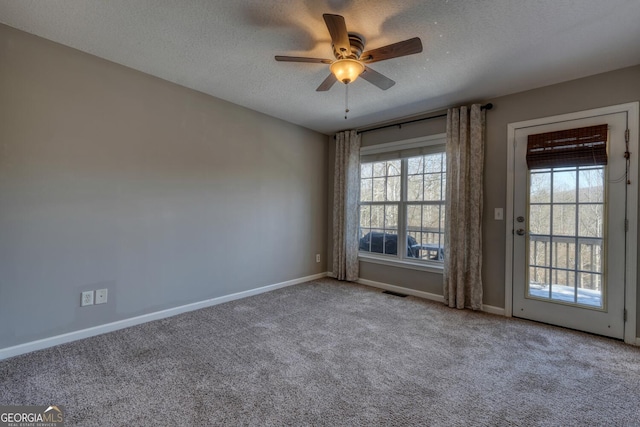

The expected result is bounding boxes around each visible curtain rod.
[356,103,493,136]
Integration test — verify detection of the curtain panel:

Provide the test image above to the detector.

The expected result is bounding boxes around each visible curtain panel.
[332,130,360,281]
[444,105,485,309]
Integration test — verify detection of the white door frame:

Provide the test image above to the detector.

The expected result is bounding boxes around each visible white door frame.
[505,102,639,345]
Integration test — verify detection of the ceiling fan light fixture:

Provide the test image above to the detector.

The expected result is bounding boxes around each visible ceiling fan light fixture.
[330,58,365,84]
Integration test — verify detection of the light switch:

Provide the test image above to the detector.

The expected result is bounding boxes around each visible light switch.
[494,208,504,220]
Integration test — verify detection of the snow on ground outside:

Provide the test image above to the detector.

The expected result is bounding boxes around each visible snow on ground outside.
[529,283,602,307]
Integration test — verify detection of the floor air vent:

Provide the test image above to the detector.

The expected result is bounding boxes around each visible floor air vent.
[382,290,408,298]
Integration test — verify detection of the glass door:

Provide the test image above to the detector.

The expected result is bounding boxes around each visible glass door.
[512,112,628,339]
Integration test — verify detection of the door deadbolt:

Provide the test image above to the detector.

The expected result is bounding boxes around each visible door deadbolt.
[517,216,525,223]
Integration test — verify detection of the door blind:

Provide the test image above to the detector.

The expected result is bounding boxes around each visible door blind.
[526,124,608,169]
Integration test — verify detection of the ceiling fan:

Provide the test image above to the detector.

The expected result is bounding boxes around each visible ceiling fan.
[275,14,423,92]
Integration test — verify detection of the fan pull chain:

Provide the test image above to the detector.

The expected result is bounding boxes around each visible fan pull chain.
[344,84,350,120]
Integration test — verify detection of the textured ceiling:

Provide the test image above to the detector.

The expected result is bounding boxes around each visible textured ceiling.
[1,0,640,135]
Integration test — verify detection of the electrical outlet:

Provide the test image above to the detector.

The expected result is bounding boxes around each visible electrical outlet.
[95,288,108,304]
[316,254,321,263]
[81,291,94,306]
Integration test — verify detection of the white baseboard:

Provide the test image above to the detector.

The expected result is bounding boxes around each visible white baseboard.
[481,304,506,316]
[357,278,506,316]
[0,272,328,361]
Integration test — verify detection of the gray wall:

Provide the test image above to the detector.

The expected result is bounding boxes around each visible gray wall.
[328,65,640,334]
[0,24,328,349]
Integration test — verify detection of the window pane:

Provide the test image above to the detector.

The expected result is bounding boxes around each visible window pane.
[530,172,551,203]
[407,231,420,259]
[360,178,372,202]
[425,153,443,173]
[360,228,370,240]
[530,238,550,267]
[577,273,602,307]
[373,178,386,201]
[405,203,445,262]
[553,170,577,203]
[529,266,550,289]
[407,175,423,201]
[579,241,602,272]
[422,232,443,260]
[407,205,421,230]
[421,232,432,246]
[369,229,384,253]
[422,205,441,231]
[579,168,604,203]
[427,232,442,247]
[529,204,551,235]
[382,230,398,255]
[408,157,423,175]
[359,228,372,251]
[424,174,442,200]
[578,205,603,237]
[579,272,601,291]
[529,265,551,301]
[361,163,373,179]
[552,240,575,271]
[387,176,401,201]
[385,205,398,228]
[370,205,384,228]
[373,162,386,177]
[387,160,401,176]
[360,205,371,228]
[552,205,576,236]
[551,271,575,303]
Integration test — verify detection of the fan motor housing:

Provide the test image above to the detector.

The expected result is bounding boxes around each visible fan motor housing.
[333,33,365,60]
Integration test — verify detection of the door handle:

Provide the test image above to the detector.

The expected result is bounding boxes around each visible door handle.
[516,229,526,236]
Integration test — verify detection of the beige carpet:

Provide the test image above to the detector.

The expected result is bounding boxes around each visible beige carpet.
[1,278,639,426]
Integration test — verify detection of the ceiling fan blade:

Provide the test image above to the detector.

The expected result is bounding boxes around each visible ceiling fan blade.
[360,37,423,63]
[360,66,395,90]
[275,56,333,64]
[316,74,338,91]
[323,14,351,57]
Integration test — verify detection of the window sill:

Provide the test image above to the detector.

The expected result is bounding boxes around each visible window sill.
[358,253,444,274]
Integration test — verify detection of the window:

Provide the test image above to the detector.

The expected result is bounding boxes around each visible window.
[358,136,446,266]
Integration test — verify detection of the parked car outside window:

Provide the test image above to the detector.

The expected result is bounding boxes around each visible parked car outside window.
[359,231,444,260]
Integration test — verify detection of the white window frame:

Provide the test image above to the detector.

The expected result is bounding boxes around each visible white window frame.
[359,133,446,274]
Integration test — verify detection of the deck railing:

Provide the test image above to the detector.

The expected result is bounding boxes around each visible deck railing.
[529,234,603,291]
